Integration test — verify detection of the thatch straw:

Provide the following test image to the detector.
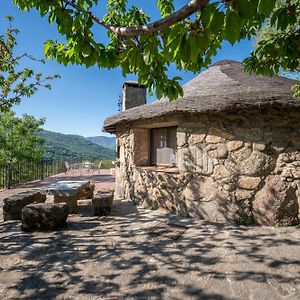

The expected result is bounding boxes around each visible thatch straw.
[103,60,299,133]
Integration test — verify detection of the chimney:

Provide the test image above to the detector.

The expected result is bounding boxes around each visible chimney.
[122,81,146,111]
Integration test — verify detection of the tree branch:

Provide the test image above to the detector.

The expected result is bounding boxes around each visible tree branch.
[62,0,209,37]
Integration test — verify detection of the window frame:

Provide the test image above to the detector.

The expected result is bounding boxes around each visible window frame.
[150,126,177,166]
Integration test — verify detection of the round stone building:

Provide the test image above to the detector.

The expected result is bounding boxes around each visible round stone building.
[104,60,300,226]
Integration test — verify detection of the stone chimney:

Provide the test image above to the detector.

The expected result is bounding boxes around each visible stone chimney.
[122,81,146,111]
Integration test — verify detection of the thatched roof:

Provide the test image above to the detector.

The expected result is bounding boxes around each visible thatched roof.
[103,60,299,133]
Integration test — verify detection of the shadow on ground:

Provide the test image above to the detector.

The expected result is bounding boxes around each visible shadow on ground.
[0,199,299,299]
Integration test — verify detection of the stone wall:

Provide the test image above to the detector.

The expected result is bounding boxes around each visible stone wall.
[115,109,300,226]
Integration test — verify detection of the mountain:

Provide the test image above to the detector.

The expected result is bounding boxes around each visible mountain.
[86,136,116,150]
[39,130,115,161]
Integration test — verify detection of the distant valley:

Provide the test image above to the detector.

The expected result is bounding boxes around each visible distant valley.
[86,136,116,150]
[39,130,116,161]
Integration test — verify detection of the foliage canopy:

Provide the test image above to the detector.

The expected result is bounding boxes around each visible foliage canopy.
[245,0,300,97]
[0,17,60,163]
[0,110,45,163]
[0,16,60,110]
[12,0,300,99]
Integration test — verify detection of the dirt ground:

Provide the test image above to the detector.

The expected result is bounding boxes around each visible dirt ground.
[0,172,299,299]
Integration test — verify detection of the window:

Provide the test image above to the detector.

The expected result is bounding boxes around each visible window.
[151,127,177,166]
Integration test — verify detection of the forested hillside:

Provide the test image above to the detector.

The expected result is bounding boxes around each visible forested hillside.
[39,130,115,161]
[86,136,115,150]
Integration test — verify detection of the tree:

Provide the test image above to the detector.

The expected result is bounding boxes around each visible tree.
[244,0,300,97]
[0,110,45,163]
[12,0,299,100]
[0,17,60,163]
[0,16,60,110]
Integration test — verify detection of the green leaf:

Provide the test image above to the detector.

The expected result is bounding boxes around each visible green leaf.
[188,35,198,63]
[82,44,91,57]
[209,11,225,34]
[224,12,243,45]
[236,0,257,18]
[257,0,276,16]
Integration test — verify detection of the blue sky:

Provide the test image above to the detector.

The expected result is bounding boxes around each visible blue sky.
[1,1,254,137]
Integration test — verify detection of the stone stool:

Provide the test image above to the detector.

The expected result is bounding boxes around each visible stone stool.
[92,192,114,216]
[53,194,78,214]
[99,188,115,198]
[3,191,46,221]
[22,203,68,231]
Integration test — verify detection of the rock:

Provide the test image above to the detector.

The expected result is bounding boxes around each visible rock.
[206,144,217,151]
[253,143,266,152]
[92,192,114,216]
[237,177,261,190]
[227,141,244,152]
[22,203,68,231]
[235,189,253,201]
[54,195,78,214]
[206,135,225,144]
[292,168,300,179]
[186,190,238,223]
[97,188,115,198]
[239,151,274,176]
[189,133,206,145]
[224,158,239,175]
[183,176,214,201]
[3,191,46,221]
[177,147,195,172]
[231,147,252,161]
[252,175,299,226]
[273,146,286,153]
[177,129,187,147]
[281,168,293,179]
[207,144,228,159]
[194,146,214,175]
[223,183,235,192]
[183,177,239,223]
[79,183,95,199]
[213,165,231,180]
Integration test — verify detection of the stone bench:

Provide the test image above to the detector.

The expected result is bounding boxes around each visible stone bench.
[43,181,94,213]
[92,191,114,216]
[3,191,46,221]
[22,203,68,231]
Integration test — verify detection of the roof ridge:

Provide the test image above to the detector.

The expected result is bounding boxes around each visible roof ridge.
[211,59,241,67]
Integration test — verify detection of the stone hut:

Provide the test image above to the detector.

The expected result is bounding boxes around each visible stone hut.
[104,60,300,226]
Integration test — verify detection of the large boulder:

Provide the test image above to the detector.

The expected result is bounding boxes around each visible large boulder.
[22,203,68,231]
[92,192,114,216]
[252,175,299,226]
[3,191,46,221]
[183,176,239,223]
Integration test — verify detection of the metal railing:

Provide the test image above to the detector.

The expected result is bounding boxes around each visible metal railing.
[0,158,81,189]
[0,158,115,189]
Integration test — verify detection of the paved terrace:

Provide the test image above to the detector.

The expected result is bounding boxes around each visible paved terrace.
[0,172,299,299]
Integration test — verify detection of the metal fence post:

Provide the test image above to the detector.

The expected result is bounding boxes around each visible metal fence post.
[41,160,44,180]
[7,162,12,189]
